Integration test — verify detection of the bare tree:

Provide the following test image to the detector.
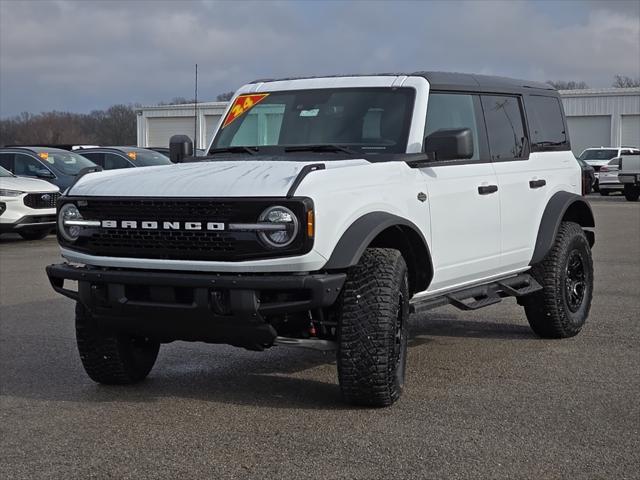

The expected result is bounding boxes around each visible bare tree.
[546,80,590,90]
[612,75,640,88]
[216,91,235,102]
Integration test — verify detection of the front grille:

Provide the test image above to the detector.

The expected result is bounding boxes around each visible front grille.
[24,192,60,209]
[64,197,312,262]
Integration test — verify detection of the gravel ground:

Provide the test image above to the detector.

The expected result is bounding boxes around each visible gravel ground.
[1,200,638,479]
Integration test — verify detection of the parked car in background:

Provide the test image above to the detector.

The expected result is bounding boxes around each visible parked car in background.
[618,152,640,201]
[75,147,171,170]
[576,157,596,195]
[0,147,97,191]
[0,166,59,240]
[597,157,625,196]
[6,144,100,151]
[578,147,639,191]
[148,146,207,160]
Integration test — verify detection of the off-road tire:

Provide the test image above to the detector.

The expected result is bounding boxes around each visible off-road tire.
[336,248,409,407]
[75,302,160,384]
[19,229,49,240]
[522,222,593,338]
[624,185,640,202]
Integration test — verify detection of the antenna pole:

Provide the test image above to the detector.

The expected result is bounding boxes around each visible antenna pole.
[194,63,198,149]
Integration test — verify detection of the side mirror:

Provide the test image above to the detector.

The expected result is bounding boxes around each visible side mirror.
[169,135,193,163]
[424,128,474,161]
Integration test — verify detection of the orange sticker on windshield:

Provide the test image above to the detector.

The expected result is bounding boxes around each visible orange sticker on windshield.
[222,94,269,128]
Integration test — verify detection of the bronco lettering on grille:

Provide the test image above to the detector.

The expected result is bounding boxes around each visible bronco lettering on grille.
[101,220,225,231]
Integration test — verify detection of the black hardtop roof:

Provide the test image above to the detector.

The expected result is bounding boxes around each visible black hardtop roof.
[251,71,555,94]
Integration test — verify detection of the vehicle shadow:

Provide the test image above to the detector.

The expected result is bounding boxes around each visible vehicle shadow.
[1,300,532,410]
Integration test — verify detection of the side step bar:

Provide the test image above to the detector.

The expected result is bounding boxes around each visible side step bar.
[410,273,542,314]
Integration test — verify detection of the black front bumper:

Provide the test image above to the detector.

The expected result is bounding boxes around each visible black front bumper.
[46,263,345,349]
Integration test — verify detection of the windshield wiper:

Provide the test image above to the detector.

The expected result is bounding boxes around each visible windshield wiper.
[206,146,258,156]
[284,144,358,155]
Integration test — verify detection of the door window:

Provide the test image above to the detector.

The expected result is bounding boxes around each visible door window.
[79,152,104,167]
[424,93,481,161]
[0,153,14,171]
[481,95,527,161]
[104,153,132,170]
[14,154,53,177]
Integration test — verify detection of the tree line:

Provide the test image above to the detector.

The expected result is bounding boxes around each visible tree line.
[1,78,638,147]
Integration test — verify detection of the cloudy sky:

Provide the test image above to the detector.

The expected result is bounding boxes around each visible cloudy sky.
[1,0,639,117]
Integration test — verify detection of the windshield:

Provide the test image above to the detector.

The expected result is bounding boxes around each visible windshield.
[211,88,415,155]
[0,166,14,177]
[579,149,618,161]
[39,151,96,175]
[125,150,172,167]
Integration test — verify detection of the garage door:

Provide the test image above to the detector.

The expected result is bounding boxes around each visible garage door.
[567,115,611,156]
[621,115,640,148]
[147,117,196,148]
[205,114,222,146]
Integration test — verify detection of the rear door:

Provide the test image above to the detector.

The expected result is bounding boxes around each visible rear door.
[419,92,502,292]
[491,93,572,271]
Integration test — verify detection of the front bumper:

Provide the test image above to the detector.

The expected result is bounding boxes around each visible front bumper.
[46,263,345,349]
[0,214,56,233]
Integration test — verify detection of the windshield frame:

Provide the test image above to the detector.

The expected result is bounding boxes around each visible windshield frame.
[0,166,15,177]
[209,87,417,157]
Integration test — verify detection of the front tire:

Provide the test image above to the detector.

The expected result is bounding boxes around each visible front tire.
[75,303,160,384]
[336,248,409,407]
[624,185,640,202]
[522,222,593,338]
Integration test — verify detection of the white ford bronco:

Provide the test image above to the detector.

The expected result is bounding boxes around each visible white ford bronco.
[47,72,595,407]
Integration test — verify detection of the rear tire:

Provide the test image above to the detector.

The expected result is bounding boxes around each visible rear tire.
[336,248,409,407]
[75,303,160,384]
[522,222,593,338]
[19,229,49,240]
[624,185,640,202]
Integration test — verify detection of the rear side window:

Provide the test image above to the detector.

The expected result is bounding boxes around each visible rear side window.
[526,95,568,150]
[425,93,481,161]
[481,95,527,161]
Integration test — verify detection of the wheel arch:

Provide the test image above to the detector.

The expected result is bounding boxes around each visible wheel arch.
[530,191,595,265]
[323,212,433,294]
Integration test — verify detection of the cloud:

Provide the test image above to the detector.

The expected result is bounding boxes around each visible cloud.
[0,0,638,117]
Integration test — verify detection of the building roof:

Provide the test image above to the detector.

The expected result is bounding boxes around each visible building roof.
[559,87,640,97]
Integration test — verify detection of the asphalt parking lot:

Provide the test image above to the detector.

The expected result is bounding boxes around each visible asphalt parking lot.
[1,198,638,480]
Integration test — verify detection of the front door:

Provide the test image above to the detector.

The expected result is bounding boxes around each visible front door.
[419,92,502,293]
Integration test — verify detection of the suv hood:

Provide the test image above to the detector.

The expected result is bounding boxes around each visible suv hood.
[0,176,59,193]
[68,158,370,197]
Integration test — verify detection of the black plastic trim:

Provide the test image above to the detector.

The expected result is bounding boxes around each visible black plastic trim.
[286,163,325,198]
[324,212,433,290]
[530,191,595,265]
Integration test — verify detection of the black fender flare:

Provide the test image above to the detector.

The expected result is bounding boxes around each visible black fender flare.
[324,212,433,292]
[530,191,595,265]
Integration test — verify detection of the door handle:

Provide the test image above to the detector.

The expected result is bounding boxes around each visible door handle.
[478,185,498,195]
[529,179,546,189]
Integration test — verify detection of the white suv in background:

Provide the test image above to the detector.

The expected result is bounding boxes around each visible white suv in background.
[578,147,639,191]
[0,166,59,240]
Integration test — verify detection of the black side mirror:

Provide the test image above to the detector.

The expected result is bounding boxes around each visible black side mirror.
[169,135,193,163]
[424,128,474,161]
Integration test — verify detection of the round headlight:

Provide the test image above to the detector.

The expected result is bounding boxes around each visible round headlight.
[58,203,83,242]
[258,206,299,248]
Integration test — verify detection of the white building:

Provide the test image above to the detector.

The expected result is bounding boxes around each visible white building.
[137,88,640,155]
